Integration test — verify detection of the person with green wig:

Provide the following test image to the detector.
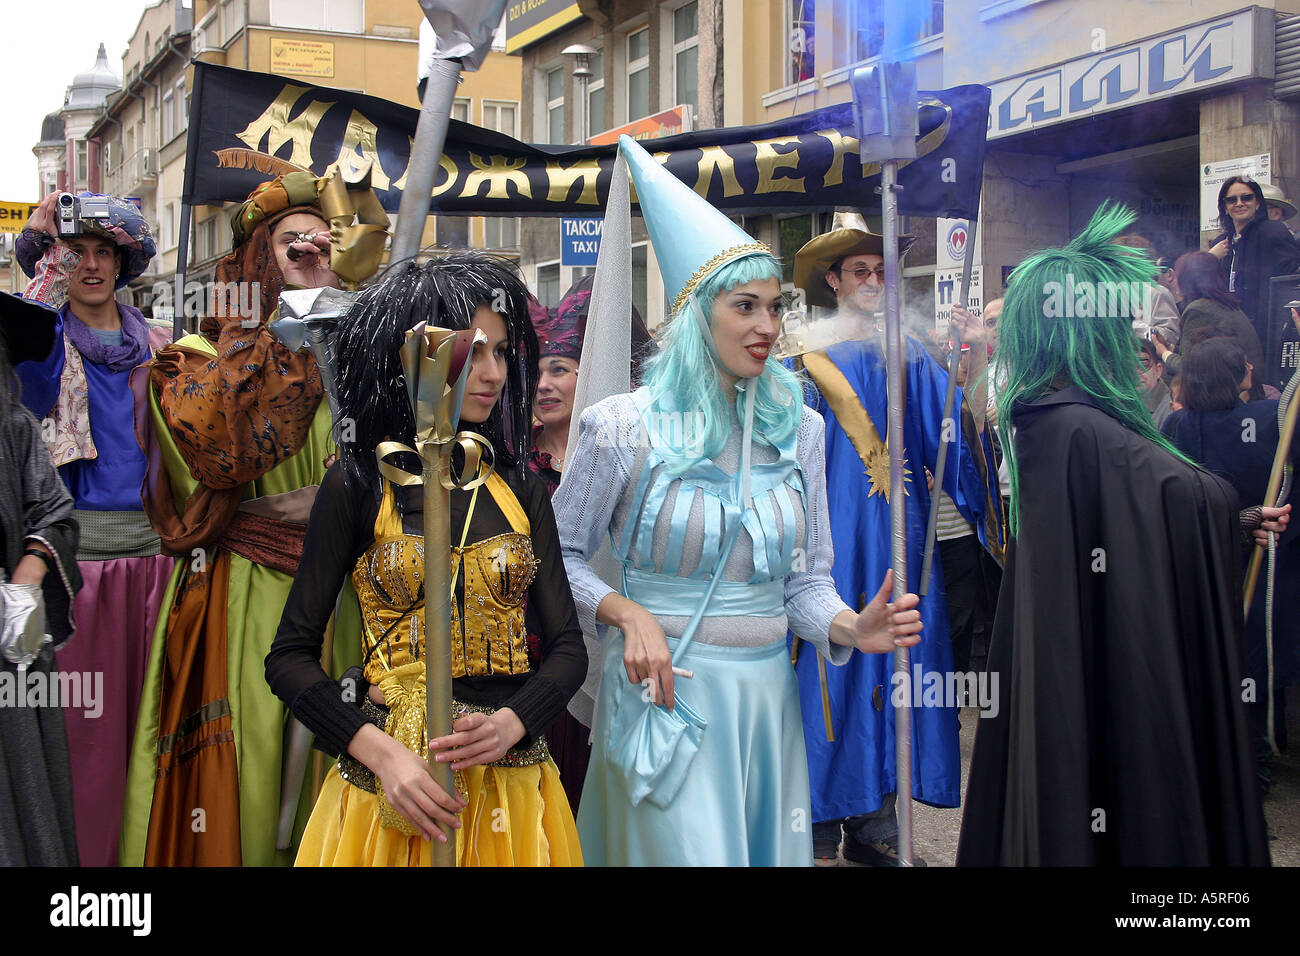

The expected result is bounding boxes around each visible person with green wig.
[957,202,1270,865]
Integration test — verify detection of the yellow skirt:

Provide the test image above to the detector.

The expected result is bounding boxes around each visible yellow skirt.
[295,758,583,866]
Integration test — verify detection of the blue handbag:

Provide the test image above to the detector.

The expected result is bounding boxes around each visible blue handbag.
[609,520,743,809]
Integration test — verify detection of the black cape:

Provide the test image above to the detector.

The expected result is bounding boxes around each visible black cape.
[957,388,1269,866]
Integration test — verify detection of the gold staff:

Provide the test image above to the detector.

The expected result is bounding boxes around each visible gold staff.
[379,322,493,867]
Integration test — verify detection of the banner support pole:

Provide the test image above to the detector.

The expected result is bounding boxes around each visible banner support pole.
[173,202,192,340]
[919,216,979,595]
[390,58,461,266]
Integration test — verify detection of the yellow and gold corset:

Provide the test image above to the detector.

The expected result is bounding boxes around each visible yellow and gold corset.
[344,472,543,833]
[350,472,540,687]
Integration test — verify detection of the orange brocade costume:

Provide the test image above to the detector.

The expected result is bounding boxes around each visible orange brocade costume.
[294,473,582,866]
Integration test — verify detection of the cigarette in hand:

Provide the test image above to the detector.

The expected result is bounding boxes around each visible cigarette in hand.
[672,666,694,679]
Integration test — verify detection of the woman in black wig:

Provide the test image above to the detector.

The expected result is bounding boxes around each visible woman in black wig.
[267,252,587,865]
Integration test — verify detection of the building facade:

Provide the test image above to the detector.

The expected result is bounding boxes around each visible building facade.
[513,1,1300,328]
[27,44,117,219]
[86,1,194,313]
[512,0,718,319]
[64,0,520,324]
[17,48,118,297]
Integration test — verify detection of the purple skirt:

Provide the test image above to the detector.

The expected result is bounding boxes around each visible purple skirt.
[55,553,173,867]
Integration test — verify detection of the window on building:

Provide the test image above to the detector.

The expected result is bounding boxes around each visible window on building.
[587,49,605,138]
[923,1,944,38]
[483,100,517,137]
[537,262,561,307]
[481,101,519,249]
[628,26,650,122]
[848,1,942,62]
[437,216,470,248]
[851,2,882,62]
[219,0,245,45]
[546,67,566,143]
[76,142,88,184]
[176,78,188,133]
[788,0,815,84]
[268,0,363,33]
[778,214,813,286]
[195,214,221,262]
[451,98,470,123]
[162,202,174,250]
[162,89,175,143]
[673,2,699,115]
[484,218,518,250]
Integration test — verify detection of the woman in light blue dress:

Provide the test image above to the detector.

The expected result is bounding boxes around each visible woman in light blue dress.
[552,135,923,866]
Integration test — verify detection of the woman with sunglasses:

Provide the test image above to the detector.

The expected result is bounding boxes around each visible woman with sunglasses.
[1208,176,1300,379]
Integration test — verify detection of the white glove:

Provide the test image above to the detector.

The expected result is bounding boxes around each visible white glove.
[0,582,50,667]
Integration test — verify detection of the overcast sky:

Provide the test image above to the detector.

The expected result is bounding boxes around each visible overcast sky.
[2,1,143,200]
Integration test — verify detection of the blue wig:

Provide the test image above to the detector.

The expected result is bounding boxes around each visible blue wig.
[640,253,802,472]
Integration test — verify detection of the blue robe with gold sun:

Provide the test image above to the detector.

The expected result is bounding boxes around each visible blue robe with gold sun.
[793,334,1003,820]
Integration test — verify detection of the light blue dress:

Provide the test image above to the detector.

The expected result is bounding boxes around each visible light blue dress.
[553,389,851,866]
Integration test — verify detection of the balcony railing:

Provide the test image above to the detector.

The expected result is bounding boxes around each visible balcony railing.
[104,148,158,198]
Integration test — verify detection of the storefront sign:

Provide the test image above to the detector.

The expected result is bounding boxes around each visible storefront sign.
[0,201,40,234]
[589,106,694,146]
[988,9,1269,140]
[1200,154,1271,233]
[504,0,583,54]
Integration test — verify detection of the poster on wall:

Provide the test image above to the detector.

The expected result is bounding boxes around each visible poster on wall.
[561,217,602,266]
[936,216,982,270]
[1201,154,1270,232]
[934,266,983,335]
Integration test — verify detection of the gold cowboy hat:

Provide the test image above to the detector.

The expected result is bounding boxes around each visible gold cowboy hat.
[1260,183,1297,221]
[794,212,915,308]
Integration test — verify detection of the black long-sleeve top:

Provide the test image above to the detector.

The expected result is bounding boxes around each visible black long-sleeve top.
[265,462,587,758]
[1216,218,1300,349]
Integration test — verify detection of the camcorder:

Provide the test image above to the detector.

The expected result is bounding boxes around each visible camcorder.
[55,192,111,238]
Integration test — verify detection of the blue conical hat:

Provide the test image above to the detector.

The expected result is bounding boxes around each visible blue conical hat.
[619,134,772,318]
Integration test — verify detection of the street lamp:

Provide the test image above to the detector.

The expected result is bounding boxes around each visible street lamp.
[563,43,596,144]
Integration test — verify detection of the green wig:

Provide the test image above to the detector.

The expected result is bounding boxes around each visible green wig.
[996,201,1191,532]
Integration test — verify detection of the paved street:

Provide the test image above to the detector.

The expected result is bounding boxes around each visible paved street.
[824,688,1299,867]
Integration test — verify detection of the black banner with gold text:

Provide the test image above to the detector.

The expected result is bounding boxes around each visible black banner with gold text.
[184,61,990,220]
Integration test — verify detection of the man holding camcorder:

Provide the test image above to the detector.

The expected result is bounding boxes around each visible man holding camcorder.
[10,191,174,868]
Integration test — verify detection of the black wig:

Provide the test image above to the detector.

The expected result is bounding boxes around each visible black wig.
[333,251,540,489]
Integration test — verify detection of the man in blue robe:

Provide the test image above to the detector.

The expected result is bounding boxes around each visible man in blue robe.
[790,215,1002,865]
